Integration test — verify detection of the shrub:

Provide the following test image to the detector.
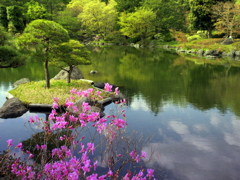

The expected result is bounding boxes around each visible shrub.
[1,84,155,179]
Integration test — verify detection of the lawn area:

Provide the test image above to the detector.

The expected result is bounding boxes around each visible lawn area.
[9,79,110,105]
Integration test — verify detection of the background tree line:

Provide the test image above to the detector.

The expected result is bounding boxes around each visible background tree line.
[0,0,240,88]
[0,0,239,43]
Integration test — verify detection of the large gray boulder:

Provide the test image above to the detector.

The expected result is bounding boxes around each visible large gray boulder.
[204,50,221,57]
[197,49,204,56]
[13,78,30,88]
[221,38,234,45]
[53,66,84,80]
[235,51,240,56]
[0,97,28,119]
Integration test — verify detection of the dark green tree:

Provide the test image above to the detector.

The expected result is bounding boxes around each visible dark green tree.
[17,19,70,88]
[115,0,142,13]
[0,0,29,6]
[38,0,71,19]
[54,8,81,38]
[142,0,188,33]
[0,5,8,29]
[0,25,25,68]
[188,0,229,38]
[51,39,90,83]
[7,6,25,33]
[0,46,25,68]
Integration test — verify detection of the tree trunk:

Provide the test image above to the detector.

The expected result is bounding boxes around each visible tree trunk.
[44,60,50,88]
[67,66,73,83]
[207,26,212,38]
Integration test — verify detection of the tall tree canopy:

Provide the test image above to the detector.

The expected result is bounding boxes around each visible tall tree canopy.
[7,6,25,34]
[17,19,69,88]
[24,0,49,22]
[115,0,142,13]
[188,0,229,38]
[118,8,156,40]
[51,39,90,83]
[0,5,8,29]
[212,1,240,38]
[142,0,187,32]
[0,25,25,68]
[78,0,117,38]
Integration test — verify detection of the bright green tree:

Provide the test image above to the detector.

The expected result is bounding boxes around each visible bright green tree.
[77,0,117,38]
[24,0,50,22]
[118,7,156,41]
[67,0,91,14]
[188,0,229,38]
[51,39,90,83]
[17,19,70,88]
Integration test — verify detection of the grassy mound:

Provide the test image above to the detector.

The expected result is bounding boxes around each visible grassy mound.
[9,79,110,105]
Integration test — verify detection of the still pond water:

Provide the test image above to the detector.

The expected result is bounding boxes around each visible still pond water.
[1,46,240,179]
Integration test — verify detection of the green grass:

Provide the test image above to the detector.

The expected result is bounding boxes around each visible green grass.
[9,79,111,105]
[161,38,240,53]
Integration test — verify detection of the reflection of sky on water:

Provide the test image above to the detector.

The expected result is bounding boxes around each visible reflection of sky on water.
[125,96,240,180]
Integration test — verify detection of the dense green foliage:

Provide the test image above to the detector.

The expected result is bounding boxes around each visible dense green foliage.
[118,8,156,41]
[0,25,25,68]
[17,19,70,88]
[0,0,238,48]
[51,39,90,83]
[188,0,230,38]
[0,0,239,71]
[0,5,7,29]
[7,6,25,33]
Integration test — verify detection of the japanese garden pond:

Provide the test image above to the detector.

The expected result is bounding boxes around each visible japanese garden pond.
[1,46,240,179]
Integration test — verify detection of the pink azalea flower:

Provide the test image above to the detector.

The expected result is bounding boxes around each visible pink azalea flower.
[99,175,107,180]
[59,136,64,141]
[135,154,140,163]
[104,83,112,92]
[86,174,98,180]
[53,97,59,102]
[107,169,113,176]
[97,123,107,134]
[41,145,47,150]
[141,151,147,158]
[147,169,154,178]
[115,87,120,95]
[80,120,86,127]
[70,88,77,94]
[29,117,34,123]
[52,101,58,109]
[6,139,13,147]
[65,98,74,107]
[82,102,91,113]
[87,142,95,154]
[130,151,136,159]
[36,144,40,150]
[93,160,98,170]
[16,143,23,149]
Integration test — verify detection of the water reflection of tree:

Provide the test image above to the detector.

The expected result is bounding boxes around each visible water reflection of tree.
[67,46,240,116]
[21,130,71,164]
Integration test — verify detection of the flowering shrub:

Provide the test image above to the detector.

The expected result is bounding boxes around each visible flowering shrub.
[2,83,155,179]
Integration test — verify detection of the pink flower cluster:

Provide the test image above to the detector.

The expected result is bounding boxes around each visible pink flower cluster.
[5,85,156,179]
